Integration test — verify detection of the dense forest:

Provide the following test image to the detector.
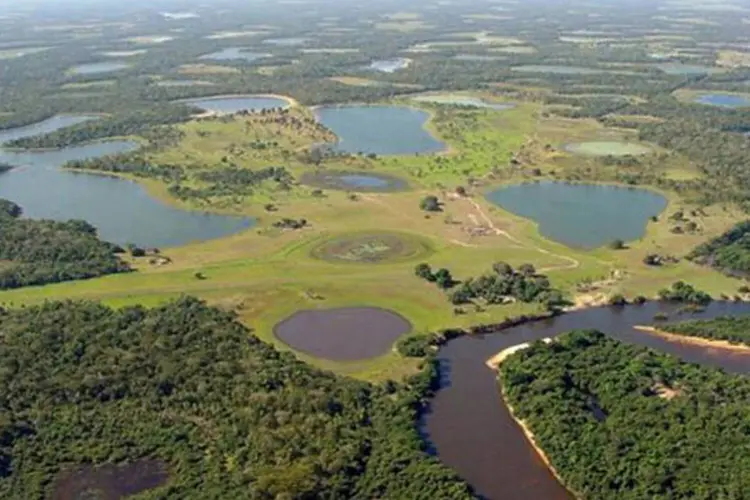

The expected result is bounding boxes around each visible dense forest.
[0,297,472,499]
[0,199,129,289]
[661,315,750,347]
[688,220,750,276]
[500,330,750,500]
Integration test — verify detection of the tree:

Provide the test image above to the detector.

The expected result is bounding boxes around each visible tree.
[414,263,434,281]
[609,239,625,250]
[455,186,467,197]
[433,268,454,289]
[420,195,441,212]
[608,293,627,306]
[518,263,536,277]
[492,261,513,276]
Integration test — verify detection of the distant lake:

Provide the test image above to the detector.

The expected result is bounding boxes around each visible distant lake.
[657,63,717,75]
[314,105,445,155]
[412,95,514,110]
[694,93,750,108]
[178,95,290,114]
[198,47,268,62]
[486,181,667,249]
[263,37,309,46]
[69,62,130,75]
[369,58,411,73]
[0,114,100,144]
[0,120,254,247]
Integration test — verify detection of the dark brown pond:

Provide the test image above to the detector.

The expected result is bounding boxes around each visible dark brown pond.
[422,302,750,500]
[274,306,412,361]
[52,459,168,500]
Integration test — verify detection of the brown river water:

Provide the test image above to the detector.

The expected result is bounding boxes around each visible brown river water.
[421,302,750,500]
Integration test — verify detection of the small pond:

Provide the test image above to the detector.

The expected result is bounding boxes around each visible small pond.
[412,95,514,110]
[0,140,254,248]
[274,307,412,361]
[369,58,411,73]
[300,169,409,192]
[53,459,168,500]
[179,95,289,114]
[563,141,652,156]
[69,62,130,75]
[694,93,750,108]
[486,181,667,249]
[0,114,100,145]
[198,47,269,62]
[423,301,750,500]
[314,105,445,155]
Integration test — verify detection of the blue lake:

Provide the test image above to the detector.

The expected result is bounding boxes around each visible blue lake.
[69,62,130,75]
[0,115,100,145]
[694,93,750,108]
[198,47,268,62]
[486,181,667,249]
[314,105,445,155]
[0,119,254,248]
[178,95,290,113]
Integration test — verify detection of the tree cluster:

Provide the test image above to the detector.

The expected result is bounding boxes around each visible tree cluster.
[662,315,750,347]
[657,281,712,305]
[500,330,750,500]
[688,220,750,276]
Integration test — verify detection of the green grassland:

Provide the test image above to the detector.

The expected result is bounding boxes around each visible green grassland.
[1,94,747,381]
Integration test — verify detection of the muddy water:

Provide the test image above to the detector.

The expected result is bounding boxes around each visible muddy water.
[422,302,750,500]
[274,307,412,361]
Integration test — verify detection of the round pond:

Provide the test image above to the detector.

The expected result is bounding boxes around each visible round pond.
[314,105,446,155]
[310,231,433,264]
[274,307,412,361]
[694,93,750,108]
[486,181,667,249]
[564,141,652,156]
[300,170,409,192]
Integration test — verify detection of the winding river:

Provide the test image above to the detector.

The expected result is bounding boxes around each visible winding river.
[422,302,750,500]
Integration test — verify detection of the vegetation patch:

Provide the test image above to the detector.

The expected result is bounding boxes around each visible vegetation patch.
[178,64,240,75]
[274,306,413,361]
[563,141,652,156]
[657,315,750,347]
[300,170,410,192]
[688,220,750,276]
[310,231,433,264]
[500,330,750,500]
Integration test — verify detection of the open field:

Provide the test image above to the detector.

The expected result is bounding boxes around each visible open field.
[1,95,746,380]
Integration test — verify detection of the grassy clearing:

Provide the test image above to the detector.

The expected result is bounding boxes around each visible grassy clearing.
[61,80,116,89]
[0,47,50,59]
[178,64,241,75]
[375,21,432,32]
[329,76,422,88]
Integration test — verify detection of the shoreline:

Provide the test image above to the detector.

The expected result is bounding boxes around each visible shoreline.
[634,325,750,352]
[488,339,581,499]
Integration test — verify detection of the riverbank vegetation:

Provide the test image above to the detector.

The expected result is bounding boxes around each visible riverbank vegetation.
[0,199,129,289]
[688,220,750,276]
[658,315,750,347]
[500,330,750,499]
[0,297,472,499]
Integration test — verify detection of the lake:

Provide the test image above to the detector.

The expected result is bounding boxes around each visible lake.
[423,301,750,500]
[369,58,411,73]
[0,139,253,248]
[198,47,268,62]
[486,182,667,249]
[69,62,130,75]
[0,115,100,145]
[694,93,750,108]
[412,95,514,110]
[178,95,290,114]
[314,105,445,155]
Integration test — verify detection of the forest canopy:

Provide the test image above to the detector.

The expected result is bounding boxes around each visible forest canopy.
[0,199,129,290]
[688,220,750,276]
[660,315,750,347]
[500,330,750,500]
[0,297,472,499]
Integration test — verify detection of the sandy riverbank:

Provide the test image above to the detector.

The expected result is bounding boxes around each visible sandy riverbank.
[634,325,750,353]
